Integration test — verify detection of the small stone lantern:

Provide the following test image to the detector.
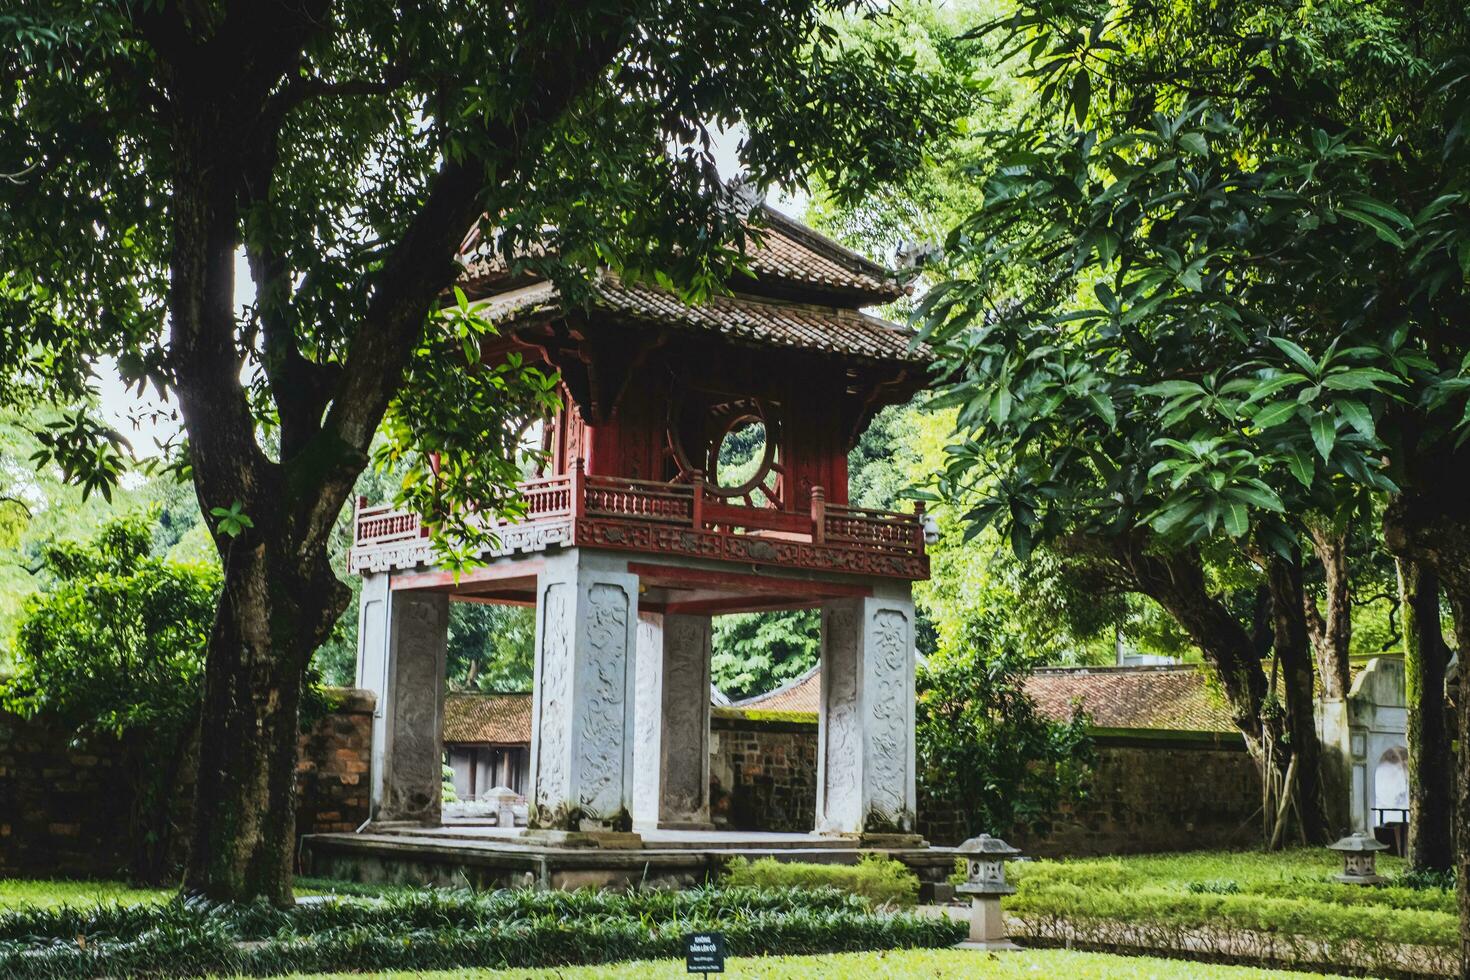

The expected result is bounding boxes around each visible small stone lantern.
[1328,832,1388,885]
[954,834,1021,950]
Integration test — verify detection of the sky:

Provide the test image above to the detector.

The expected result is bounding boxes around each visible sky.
[94,124,803,457]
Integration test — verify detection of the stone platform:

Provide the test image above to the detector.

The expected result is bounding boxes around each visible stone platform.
[302,823,957,893]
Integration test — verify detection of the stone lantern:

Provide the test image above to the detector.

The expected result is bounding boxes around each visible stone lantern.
[954,834,1021,950]
[1328,832,1388,885]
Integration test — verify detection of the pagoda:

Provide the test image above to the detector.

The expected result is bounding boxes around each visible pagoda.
[351,206,932,841]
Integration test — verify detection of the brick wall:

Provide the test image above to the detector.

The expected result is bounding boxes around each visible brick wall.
[0,688,375,879]
[709,709,818,833]
[705,710,1261,855]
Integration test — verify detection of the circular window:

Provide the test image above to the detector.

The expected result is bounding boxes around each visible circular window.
[665,391,783,506]
[713,415,771,495]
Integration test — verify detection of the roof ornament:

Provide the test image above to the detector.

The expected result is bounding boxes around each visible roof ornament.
[720,176,764,219]
[894,239,943,271]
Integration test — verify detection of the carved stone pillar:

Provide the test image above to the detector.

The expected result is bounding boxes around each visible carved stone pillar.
[355,574,449,824]
[529,551,641,833]
[816,584,917,836]
[633,612,713,830]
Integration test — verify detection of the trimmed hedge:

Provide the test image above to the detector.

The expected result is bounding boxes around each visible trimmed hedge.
[0,886,963,978]
[1002,853,1458,977]
[722,855,920,906]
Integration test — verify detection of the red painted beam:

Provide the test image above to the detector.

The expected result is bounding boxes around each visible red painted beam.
[626,561,871,598]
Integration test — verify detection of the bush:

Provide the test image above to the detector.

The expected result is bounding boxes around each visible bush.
[916,643,1092,840]
[0,886,963,978]
[0,514,218,883]
[722,855,920,906]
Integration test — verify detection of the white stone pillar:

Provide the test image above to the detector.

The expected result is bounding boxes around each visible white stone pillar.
[355,574,449,824]
[633,612,713,830]
[816,584,917,835]
[529,551,641,832]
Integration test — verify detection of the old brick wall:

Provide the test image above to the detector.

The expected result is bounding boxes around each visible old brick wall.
[705,711,1260,855]
[709,709,818,833]
[295,689,375,835]
[920,730,1262,856]
[0,688,375,879]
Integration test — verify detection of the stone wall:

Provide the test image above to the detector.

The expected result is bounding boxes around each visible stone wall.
[934,729,1262,857]
[0,688,375,879]
[708,709,818,833]
[707,711,1260,855]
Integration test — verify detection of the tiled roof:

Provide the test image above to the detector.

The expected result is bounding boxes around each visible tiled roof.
[1024,665,1235,732]
[731,663,1235,734]
[746,208,902,301]
[443,692,533,745]
[729,665,821,713]
[479,276,929,365]
[459,205,904,305]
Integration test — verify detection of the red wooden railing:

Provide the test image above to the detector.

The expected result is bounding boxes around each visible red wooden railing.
[352,464,926,571]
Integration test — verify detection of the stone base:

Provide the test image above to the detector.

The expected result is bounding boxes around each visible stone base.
[854,832,930,848]
[517,829,645,850]
[955,939,1021,952]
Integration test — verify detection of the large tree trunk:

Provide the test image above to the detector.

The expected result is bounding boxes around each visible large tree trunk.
[1398,556,1455,873]
[1266,551,1331,845]
[1384,495,1470,977]
[183,533,350,904]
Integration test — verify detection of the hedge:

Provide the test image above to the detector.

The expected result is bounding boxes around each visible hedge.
[0,886,963,978]
[722,855,920,906]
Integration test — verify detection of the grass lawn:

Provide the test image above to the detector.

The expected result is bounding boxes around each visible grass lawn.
[0,877,393,908]
[292,947,1342,978]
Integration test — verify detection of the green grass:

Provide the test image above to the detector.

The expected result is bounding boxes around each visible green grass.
[0,879,177,908]
[0,877,399,909]
[290,947,1342,978]
[724,854,919,906]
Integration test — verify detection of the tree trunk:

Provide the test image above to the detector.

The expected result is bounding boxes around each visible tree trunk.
[1383,495,1470,977]
[1266,551,1331,845]
[1306,523,1353,700]
[1399,556,1455,873]
[182,536,349,905]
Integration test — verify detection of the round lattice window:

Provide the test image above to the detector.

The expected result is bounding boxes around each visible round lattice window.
[666,392,784,506]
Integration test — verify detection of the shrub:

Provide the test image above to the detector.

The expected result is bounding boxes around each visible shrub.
[0,514,218,883]
[916,643,1092,840]
[722,855,920,906]
[0,886,964,978]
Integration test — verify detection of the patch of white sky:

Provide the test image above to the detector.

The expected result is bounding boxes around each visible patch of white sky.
[95,123,804,456]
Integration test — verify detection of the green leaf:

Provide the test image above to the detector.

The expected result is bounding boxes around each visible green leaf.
[1086,391,1116,428]
[1178,132,1209,156]
[1310,412,1337,461]
[1337,207,1406,247]
[1286,451,1315,489]
[1223,502,1248,537]
[1252,401,1299,429]
[1268,337,1319,376]
[1336,399,1375,439]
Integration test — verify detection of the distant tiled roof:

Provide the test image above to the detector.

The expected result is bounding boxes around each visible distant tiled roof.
[459,205,904,305]
[729,664,821,713]
[443,692,533,745]
[730,663,1236,734]
[1025,665,1235,733]
[479,276,929,365]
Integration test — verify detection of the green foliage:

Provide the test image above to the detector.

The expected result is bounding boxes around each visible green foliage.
[915,644,1092,839]
[711,610,819,700]
[1,512,219,882]
[447,602,536,694]
[722,856,920,907]
[1000,850,1455,973]
[0,886,962,978]
[2,512,217,738]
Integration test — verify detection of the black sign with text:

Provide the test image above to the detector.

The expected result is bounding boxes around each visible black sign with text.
[684,931,726,974]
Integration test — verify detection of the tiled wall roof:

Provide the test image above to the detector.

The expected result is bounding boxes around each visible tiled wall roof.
[442,692,533,745]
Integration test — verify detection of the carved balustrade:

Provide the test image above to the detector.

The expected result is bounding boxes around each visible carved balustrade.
[350,471,928,579]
